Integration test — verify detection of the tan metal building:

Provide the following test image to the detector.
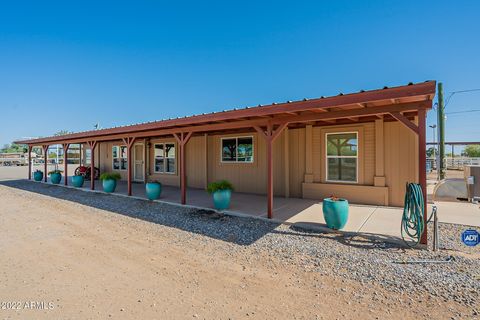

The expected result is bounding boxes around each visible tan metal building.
[17,81,436,242]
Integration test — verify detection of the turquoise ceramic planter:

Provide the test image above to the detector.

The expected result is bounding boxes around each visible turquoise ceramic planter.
[212,189,232,210]
[145,182,162,200]
[33,171,43,182]
[71,175,85,188]
[102,179,117,193]
[322,198,349,230]
[50,172,62,184]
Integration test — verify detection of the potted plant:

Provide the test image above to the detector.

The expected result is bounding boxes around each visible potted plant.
[71,172,85,188]
[48,169,63,184]
[99,172,121,193]
[145,180,162,200]
[322,195,349,230]
[207,180,234,210]
[33,169,43,182]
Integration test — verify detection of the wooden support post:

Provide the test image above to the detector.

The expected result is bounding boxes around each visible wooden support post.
[173,132,193,204]
[204,133,208,190]
[62,143,70,185]
[28,145,32,180]
[122,137,136,196]
[284,128,289,198]
[418,109,428,245]
[254,122,288,219]
[42,145,49,182]
[390,109,428,245]
[79,143,83,166]
[86,141,97,190]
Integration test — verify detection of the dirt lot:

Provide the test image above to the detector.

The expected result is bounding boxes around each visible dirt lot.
[0,181,478,319]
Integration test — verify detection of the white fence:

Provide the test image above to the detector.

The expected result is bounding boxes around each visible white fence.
[427,157,480,170]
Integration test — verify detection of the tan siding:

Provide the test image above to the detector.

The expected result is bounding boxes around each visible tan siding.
[384,121,418,206]
[273,132,286,195]
[315,123,372,185]
[205,131,286,196]
[303,183,388,206]
[92,119,418,208]
[363,122,375,185]
[185,135,206,189]
[288,128,305,197]
[312,127,321,182]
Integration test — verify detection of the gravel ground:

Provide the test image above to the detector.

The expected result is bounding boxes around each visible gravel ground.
[2,180,479,315]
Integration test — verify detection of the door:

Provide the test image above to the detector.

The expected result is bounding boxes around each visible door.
[133,144,145,182]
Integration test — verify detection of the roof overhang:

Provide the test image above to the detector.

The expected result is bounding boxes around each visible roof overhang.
[16,81,436,146]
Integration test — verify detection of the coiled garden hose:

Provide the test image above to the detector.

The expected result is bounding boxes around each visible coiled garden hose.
[401,183,434,247]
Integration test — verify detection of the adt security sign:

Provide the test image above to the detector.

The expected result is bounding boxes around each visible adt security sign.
[461,229,480,247]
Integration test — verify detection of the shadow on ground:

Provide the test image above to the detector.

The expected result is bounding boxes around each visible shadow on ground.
[0,179,409,249]
[283,224,409,250]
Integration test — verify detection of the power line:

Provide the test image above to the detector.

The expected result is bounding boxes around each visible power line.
[445,109,480,115]
[445,88,480,107]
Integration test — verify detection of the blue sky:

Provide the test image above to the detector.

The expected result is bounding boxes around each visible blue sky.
[1,1,479,147]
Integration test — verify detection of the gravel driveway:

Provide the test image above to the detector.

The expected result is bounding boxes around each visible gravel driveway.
[1,179,479,319]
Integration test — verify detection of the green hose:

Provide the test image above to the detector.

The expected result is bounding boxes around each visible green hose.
[401,183,428,247]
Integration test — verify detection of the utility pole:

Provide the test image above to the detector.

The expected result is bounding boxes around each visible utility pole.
[429,124,437,173]
[437,82,446,179]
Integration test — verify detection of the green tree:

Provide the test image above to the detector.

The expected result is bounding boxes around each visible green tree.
[1,143,27,153]
[464,145,480,157]
[426,147,436,157]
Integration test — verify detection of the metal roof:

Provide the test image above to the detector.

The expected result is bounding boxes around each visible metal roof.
[16,80,436,145]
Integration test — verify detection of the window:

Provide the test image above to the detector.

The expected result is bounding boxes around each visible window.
[154,143,176,174]
[85,149,91,165]
[112,146,128,170]
[326,132,358,182]
[221,136,253,163]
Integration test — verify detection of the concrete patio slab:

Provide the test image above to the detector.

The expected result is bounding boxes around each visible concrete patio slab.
[33,176,480,246]
[278,203,377,233]
[431,201,480,227]
[359,207,403,236]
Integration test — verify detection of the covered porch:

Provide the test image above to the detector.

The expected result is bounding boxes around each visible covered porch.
[17,81,437,245]
[52,177,407,240]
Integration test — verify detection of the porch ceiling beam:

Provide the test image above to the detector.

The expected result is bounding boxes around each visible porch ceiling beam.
[389,111,419,135]
[268,101,429,125]
[310,108,328,113]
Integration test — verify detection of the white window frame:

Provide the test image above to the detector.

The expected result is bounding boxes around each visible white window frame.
[220,136,254,163]
[153,142,177,174]
[325,131,358,184]
[112,145,128,171]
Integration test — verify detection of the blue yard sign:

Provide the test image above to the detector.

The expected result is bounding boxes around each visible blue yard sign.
[461,229,480,247]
